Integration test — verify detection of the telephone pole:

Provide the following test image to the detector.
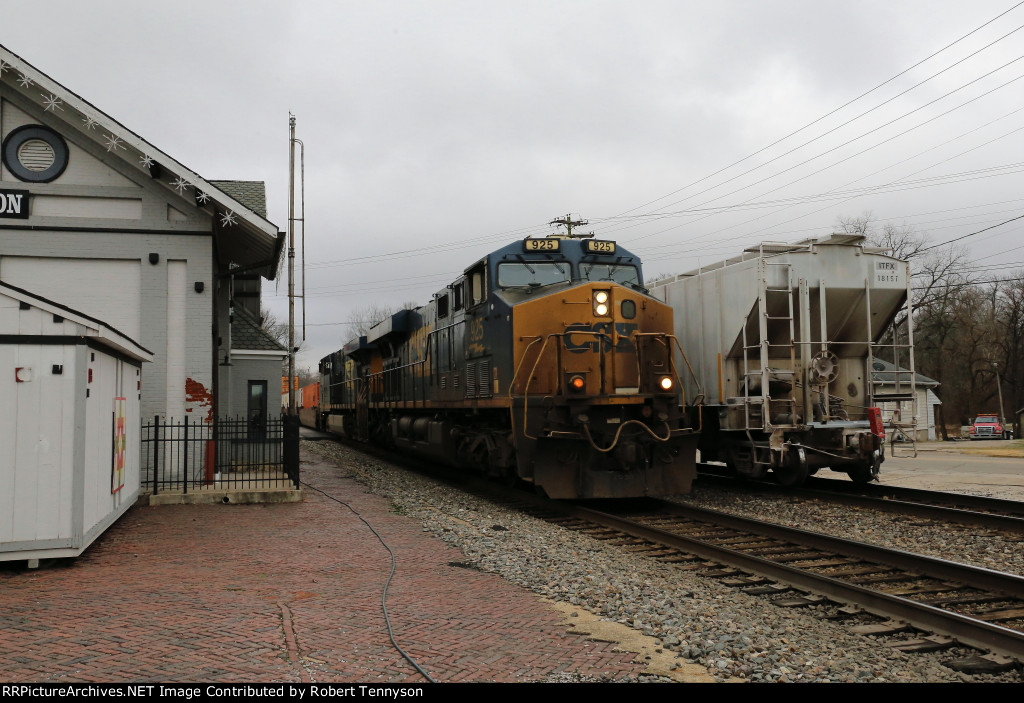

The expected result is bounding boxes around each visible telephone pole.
[549,214,592,238]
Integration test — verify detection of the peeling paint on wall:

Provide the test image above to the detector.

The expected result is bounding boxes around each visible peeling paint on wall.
[185,377,213,422]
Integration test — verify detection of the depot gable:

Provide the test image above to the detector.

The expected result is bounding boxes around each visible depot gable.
[0,45,281,277]
[0,43,285,426]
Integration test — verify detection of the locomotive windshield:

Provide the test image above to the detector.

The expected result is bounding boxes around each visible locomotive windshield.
[580,262,640,288]
[498,261,571,289]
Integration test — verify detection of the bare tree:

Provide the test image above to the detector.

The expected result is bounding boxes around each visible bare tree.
[994,275,1024,435]
[835,211,875,236]
[836,213,978,437]
[342,300,420,342]
[259,307,307,353]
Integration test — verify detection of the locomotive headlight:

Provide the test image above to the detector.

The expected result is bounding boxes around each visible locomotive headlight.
[658,375,674,391]
[593,290,610,317]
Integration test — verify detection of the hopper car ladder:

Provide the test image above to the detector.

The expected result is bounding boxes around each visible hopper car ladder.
[866,274,918,458]
[739,256,798,467]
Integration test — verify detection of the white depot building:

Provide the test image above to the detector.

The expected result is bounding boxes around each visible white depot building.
[0,45,289,561]
[0,45,287,425]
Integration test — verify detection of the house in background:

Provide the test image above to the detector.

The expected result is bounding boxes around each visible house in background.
[870,358,941,441]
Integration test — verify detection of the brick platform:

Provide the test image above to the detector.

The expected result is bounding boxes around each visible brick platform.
[0,450,649,683]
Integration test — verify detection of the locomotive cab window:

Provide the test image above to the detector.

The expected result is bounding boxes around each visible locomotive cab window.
[437,293,449,318]
[580,262,640,288]
[497,261,570,289]
[452,281,464,311]
[468,264,487,307]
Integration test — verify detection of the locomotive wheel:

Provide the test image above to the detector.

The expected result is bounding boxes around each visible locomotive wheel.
[847,450,882,484]
[773,446,808,487]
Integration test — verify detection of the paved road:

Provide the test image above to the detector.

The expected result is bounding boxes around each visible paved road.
[880,441,1024,499]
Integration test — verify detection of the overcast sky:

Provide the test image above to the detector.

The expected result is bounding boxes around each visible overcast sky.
[5,1,1024,366]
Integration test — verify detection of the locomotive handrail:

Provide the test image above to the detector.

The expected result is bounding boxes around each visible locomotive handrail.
[511,330,691,443]
[510,331,613,440]
[369,320,469,405]
[668,334,705,405]
[509,334,555,440]
[630,332,705,408]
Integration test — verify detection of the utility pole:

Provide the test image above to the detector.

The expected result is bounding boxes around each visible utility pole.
[287,114,296,415]
[994,361,1006,434]
[549,213,592,238]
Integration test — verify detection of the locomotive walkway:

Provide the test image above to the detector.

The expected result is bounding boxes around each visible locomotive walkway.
[0,447,712,684]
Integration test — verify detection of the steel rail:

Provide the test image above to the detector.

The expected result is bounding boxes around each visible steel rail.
[803,474,1024,516]
[311,438,1024,659]
[697,465,1024,531]
[540,499,1024,660]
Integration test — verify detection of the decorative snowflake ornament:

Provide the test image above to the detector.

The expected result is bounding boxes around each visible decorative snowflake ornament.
[103,134,126,152]
[170,176,191,195]
[195,190,211,205]
[82,115,99,131]
[219,210,238,227]
[16,73,34,88]
[42,94,64,112]
[139,154,155,169]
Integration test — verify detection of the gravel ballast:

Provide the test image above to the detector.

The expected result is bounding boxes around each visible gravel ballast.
[305,441,1024,683]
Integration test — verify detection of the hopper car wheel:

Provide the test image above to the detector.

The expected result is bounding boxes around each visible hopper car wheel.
[847,450,882,484]
[774,446,808,487]
[725,445,755,479]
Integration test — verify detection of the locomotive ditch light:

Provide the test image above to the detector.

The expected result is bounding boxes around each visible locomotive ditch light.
[593,290,610,317]
[657,375,674,392]
[567,373,587,393]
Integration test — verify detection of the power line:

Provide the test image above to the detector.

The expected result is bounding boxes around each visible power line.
[618,64,1024,248]
[918,213,1024,252]
[912,275,1024,291]
[305,5,1024,278]
[606,2,1024,219]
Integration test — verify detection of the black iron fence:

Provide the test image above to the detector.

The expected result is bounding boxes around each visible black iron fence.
[142,414,300,494]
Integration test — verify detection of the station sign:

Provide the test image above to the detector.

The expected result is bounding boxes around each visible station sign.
[0,188,29,219]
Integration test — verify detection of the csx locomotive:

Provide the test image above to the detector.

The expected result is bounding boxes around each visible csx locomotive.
[318,235,700,498]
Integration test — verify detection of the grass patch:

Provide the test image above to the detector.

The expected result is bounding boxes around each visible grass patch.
[956,439,1024,458]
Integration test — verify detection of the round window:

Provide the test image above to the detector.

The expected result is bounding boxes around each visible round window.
[2,125,69,182]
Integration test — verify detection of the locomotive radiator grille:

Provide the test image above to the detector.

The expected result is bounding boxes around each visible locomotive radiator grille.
[464,360,492,398]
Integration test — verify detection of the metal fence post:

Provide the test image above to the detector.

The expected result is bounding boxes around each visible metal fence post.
[152,415,160,496]
[284,414,300,489]
[182,417,188,494]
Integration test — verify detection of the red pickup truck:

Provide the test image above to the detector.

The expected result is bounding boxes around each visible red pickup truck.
[969,414,1010,440]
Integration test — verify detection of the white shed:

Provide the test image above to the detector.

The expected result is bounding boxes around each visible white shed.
[0,281,152,564]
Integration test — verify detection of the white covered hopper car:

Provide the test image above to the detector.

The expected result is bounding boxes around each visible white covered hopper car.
[650,234,916,485]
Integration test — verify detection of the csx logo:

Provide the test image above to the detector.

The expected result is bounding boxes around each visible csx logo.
[564,322,638,353]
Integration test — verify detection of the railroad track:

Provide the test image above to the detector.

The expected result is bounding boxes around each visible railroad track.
[697,464,1024,533]
[524,496,1024,671]
[308,437,1024,672]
